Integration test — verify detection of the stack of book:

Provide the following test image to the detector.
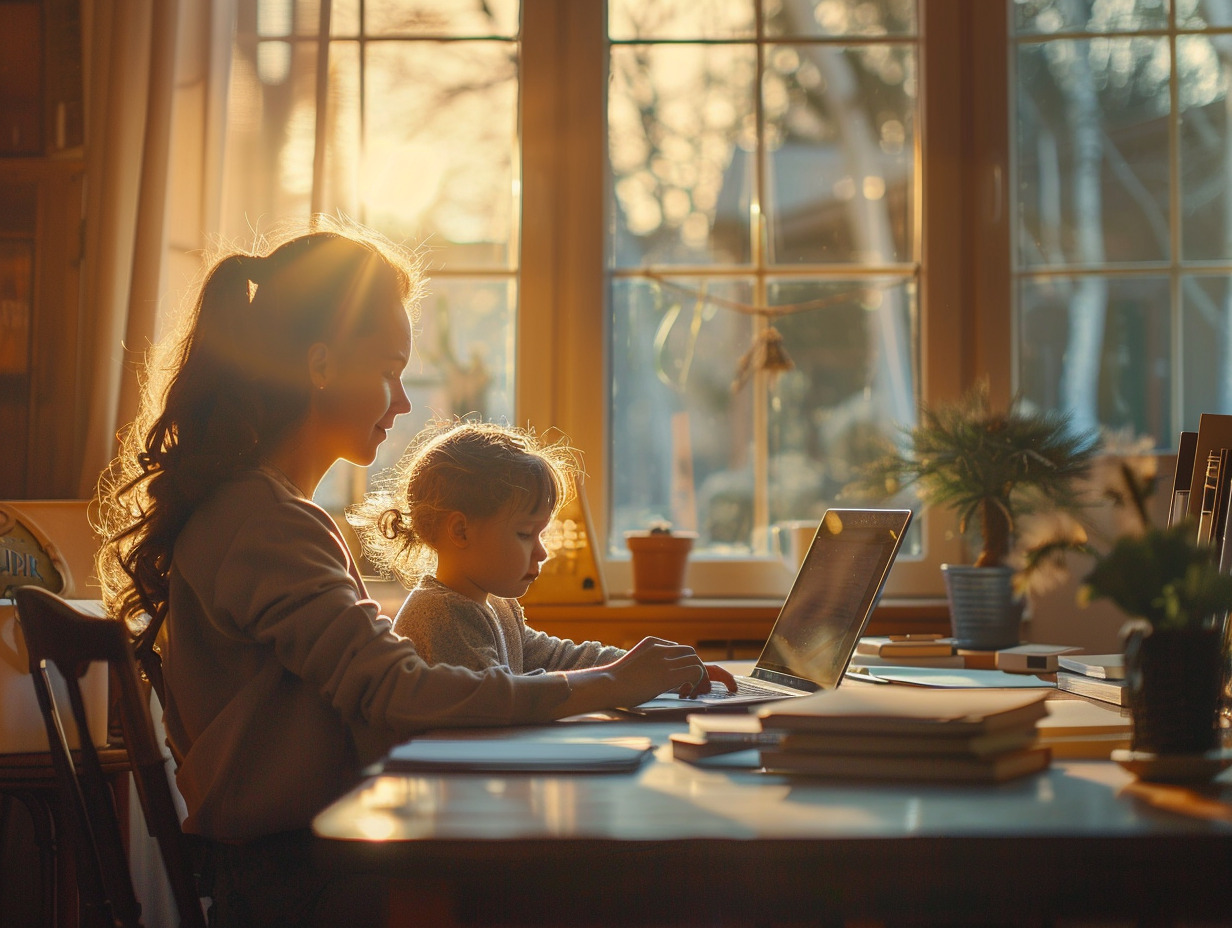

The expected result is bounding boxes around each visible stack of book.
[753,687,1051,783]
[851,635,962,668]
[1034,697,1132,758]
[1054,653,1127,707]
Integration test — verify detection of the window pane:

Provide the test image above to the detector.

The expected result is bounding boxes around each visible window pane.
[1179,33,1232,261]
[247,0,324,37]
[766,0,916,38]
[1182,275,1232,423]
[609,44,757,267]
[766,278,917,523]
[609,0,755,41]
[1012,0,1170,35]
[765,43,916,264]
[319,41,360,216]
[221,35,320,240]
[364,41,516,269]
[1181,0,1232,28]
[609,276,756,550]
[331,0,359,36]
[366,0,519,37]
[1015,37,1171,268]
[1018,275,1172,440]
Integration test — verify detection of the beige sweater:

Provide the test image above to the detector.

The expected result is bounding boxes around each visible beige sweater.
[162,470,572,841]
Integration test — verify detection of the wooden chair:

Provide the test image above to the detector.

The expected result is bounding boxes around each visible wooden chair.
[14,586,208,928]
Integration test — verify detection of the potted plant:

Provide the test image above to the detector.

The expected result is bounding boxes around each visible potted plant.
[625,522,697,603]
[855,382,1099,649]
[1082,521,1232,757]
[1016,447,1232,761]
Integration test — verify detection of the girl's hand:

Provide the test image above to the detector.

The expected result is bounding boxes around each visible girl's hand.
[690,662,738,697]
[606,636,707,705]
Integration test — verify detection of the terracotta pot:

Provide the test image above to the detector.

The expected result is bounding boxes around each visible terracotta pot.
[1124,623,1224,755]
[625,531,696,603]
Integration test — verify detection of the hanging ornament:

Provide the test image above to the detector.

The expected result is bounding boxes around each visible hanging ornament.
[731,323,794,393]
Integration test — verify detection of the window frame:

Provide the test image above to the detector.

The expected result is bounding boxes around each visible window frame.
[517,0,1010,598]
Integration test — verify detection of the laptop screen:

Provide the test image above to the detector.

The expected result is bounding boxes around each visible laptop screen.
[751,509,913,692]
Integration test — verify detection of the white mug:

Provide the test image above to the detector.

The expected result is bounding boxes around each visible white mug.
[769,520,819,573]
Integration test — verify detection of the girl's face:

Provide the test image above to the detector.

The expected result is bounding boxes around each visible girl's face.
[313,296,412,466]
[439,497,553,604]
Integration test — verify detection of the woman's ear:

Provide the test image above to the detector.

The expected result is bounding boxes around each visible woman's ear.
[307,342,331,391]
[443,511,470,548]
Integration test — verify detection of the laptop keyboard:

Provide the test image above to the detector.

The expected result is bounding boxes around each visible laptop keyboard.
[702,679,790,699]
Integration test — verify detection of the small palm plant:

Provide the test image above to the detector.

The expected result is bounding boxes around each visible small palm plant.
[857,382,1101,567]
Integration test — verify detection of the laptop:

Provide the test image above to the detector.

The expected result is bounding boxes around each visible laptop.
[623,508,913,714]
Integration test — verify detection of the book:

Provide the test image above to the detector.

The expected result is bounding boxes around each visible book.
[1196,450,1223,545]
[1167,431,1197,528]
[687,712,783,746]
[995,643,1081,674]
[757,687,1050,736]
[850,653,966,669]
[856,636,955,658]
[669,732,765,763]
[759,746,1050,783]
[1055,653,1125,680]
[1185,414,1232,521]
[775,727,1038,759]
[1034,698,1132,759]
[850,667,1054,689]
[1054,671,1129,707]
[384,736,655,773]
[1210,448,1232,552]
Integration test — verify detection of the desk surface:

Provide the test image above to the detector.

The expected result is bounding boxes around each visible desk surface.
[314,716,1232,926]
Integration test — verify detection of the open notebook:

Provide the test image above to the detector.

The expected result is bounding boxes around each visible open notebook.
[623,508,913,714]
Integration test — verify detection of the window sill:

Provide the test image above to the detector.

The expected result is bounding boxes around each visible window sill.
[366,579,948,653]
[521,597,949,652]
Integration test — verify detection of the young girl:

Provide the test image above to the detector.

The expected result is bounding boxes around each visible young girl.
[348,420,735,693]
[94,219,712,928]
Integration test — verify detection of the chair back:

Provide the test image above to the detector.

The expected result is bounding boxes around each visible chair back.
[14,586,207,928]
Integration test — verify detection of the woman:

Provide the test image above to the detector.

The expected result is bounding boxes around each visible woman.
[95,219,713,926]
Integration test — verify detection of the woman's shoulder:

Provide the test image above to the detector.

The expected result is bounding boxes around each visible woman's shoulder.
[181,470,337,554]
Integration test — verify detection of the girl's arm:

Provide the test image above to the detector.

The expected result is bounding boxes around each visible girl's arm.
[552,637,715,714]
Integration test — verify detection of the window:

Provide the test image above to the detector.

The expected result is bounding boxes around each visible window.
[1012,0,1232,443]
[221,0,522,512]
[209,1,1220,600]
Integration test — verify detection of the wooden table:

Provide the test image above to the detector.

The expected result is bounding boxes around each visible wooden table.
[0,748,131,928]
[313,717,1232,927]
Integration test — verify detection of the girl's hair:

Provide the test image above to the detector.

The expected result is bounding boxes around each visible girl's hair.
[95,217,424,639]
[348,420,580,588]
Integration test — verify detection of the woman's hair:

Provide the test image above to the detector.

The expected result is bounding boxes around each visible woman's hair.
[347,420,580,589]
[95,217,424,638]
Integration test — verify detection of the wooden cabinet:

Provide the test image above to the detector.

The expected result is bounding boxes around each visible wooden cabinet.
[0,161,85,499]
[0,0,85,499]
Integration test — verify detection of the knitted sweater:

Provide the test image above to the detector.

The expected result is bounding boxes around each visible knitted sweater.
[395,577,626,674]
[162,470,572,841]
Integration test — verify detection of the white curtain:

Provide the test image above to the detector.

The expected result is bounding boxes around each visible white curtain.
[77,4,236,916]
[76,0,235,498]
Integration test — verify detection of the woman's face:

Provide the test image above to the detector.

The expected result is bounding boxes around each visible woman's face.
[313,295,413,466]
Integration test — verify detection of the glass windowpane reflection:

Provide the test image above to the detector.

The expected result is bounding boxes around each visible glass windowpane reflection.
[608,44,757,268]
[1015,37,1171,269]
[364,41,516,269]
[765,278,917,525]
[1017,275,1172,441]
[765,0,916,38]
[765,43,915,264]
